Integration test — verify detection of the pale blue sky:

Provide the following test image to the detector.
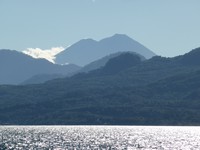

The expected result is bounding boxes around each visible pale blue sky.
[0,0,200,57]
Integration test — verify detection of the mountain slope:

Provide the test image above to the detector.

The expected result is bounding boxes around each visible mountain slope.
[0,48,200,125]
[99,34,155,59]
[175,47,200,66]
[71,51,146,75]
[21,74,65,85]
[55,34,155,66]
[0,49,81,84]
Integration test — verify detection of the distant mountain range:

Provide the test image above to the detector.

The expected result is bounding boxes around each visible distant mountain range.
[0,34,155,85]
[55,34,155,66]
[0,47,200,125]
[0,49,80,85]
[21,51,145,85]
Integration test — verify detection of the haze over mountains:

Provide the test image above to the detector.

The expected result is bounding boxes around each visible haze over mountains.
[0,46,200,125]
[0,34,155,85]
[22,51,146,85]
[0,50,80,85]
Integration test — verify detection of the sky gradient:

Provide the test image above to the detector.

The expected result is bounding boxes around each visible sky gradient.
[1,0,200,57]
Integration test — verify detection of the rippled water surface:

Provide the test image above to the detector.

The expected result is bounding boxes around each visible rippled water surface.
[0,126,200,149]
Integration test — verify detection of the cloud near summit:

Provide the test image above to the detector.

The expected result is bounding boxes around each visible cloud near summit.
[23,47,65,63]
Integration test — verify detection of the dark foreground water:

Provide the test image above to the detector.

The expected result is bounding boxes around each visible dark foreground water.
[0,126,200,150]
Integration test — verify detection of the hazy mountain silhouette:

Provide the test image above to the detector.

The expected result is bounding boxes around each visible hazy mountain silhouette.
[71,52,144,79]
[0,49,81,84]
[102,53,142,74]
[22,52,146,84]
[55,34,155,66]
[78,51,146,73]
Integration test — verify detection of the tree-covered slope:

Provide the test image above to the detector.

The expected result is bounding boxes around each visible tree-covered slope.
[0,49,200,125]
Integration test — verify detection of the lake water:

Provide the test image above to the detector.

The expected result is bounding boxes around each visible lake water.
[0,126,200,149]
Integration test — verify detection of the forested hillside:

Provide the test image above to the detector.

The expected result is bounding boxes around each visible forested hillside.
[0,48,200,125]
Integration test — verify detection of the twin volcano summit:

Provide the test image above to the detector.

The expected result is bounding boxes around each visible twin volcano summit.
[55,34,155,66]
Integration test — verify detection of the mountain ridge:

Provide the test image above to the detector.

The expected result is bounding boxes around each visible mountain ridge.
[0,49,81,84]
[55,34,155,66]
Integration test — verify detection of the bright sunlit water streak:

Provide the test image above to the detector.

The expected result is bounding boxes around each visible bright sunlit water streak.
[0,126,200,149]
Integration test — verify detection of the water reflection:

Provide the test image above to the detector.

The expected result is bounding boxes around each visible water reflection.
[0,126,200,149]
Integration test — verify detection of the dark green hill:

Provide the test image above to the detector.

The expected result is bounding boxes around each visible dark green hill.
[102,53,142,74]
[77,51,146,73]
